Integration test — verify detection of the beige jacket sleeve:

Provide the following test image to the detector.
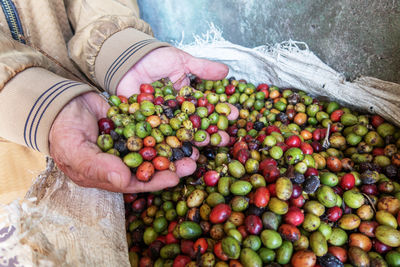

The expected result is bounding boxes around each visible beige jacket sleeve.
[0,32,95,155]
[66,0,171,95]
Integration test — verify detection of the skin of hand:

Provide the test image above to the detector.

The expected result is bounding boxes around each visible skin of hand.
[117,46,239,147]
[49,46,231,193]
[116,46,228,96]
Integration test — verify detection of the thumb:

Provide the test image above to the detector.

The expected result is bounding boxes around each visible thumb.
[124,170,180,193]
[184,52,229,81]
[70,143,132,191]
[175,158,197,178]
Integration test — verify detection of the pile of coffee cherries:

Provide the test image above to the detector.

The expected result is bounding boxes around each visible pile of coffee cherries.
[97,78,236,181]
[101,77,400,267]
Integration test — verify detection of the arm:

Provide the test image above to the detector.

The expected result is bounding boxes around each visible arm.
[65,0,229,94]
[52,0,232,193]
[0,29,181,193]
[65,0,170,94]
[0,32,95,155]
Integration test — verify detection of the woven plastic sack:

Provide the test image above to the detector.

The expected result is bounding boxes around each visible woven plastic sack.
[1,30,399,266]
[0,158,128,266]
[178,27,400,126]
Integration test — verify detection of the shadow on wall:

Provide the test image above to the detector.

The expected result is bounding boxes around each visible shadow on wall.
[138,0,400,83]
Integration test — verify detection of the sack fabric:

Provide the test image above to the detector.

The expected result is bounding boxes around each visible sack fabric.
[1,33,399,266]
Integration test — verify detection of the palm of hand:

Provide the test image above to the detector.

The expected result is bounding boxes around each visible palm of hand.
[50,92,187,192]
[49,47,228,193]
[117,47,228,96]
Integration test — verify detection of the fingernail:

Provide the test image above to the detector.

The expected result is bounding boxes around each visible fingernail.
[108,172,121,188]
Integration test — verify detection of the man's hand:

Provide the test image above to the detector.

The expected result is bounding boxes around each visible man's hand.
[49,47,233,193]
[117,46,229,96]
[49,92,194,193]
[117,46,238,147]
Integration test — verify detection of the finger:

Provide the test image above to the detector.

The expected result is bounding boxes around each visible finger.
[175,158,197,178]
[217,130,230,147]
[123,170,180,193]
[193,132,210,147]
[68,142,132,191]
[190,147,200,161]
[227,104,239,121]
[80,92,110,119]
[116,67,147,97]
[184,53,229,81]
[171,75,190,90]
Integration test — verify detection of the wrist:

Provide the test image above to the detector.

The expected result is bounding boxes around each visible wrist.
[94,28,170,95]
[0,67,95,155]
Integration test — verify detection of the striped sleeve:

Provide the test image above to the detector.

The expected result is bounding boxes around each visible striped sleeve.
[66,0,170,95]
[94,28,168,94]
[0,67,95,154]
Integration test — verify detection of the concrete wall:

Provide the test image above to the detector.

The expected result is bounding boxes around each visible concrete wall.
[138,0,400,83]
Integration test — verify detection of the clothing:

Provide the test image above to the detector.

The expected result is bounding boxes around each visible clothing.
[0,0,169,203]
[0,0,169,154]
[0,139,46,204]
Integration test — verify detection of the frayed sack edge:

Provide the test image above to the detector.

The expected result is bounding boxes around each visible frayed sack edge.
[178,23,400,126]
[0,157,129,267]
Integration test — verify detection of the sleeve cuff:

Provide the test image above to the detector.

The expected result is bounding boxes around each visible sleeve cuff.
[94,28,170,95]
[0,67,96,155]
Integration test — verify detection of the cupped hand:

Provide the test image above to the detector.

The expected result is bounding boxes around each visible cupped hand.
[116,46,239,147]
[116,46,229,96]
[49,92,195,193]
[49,47,234,192]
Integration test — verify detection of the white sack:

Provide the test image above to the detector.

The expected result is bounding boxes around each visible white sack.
[179,27,400,126]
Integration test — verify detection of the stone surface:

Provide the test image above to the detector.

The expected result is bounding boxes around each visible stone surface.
[139,0,400,83]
